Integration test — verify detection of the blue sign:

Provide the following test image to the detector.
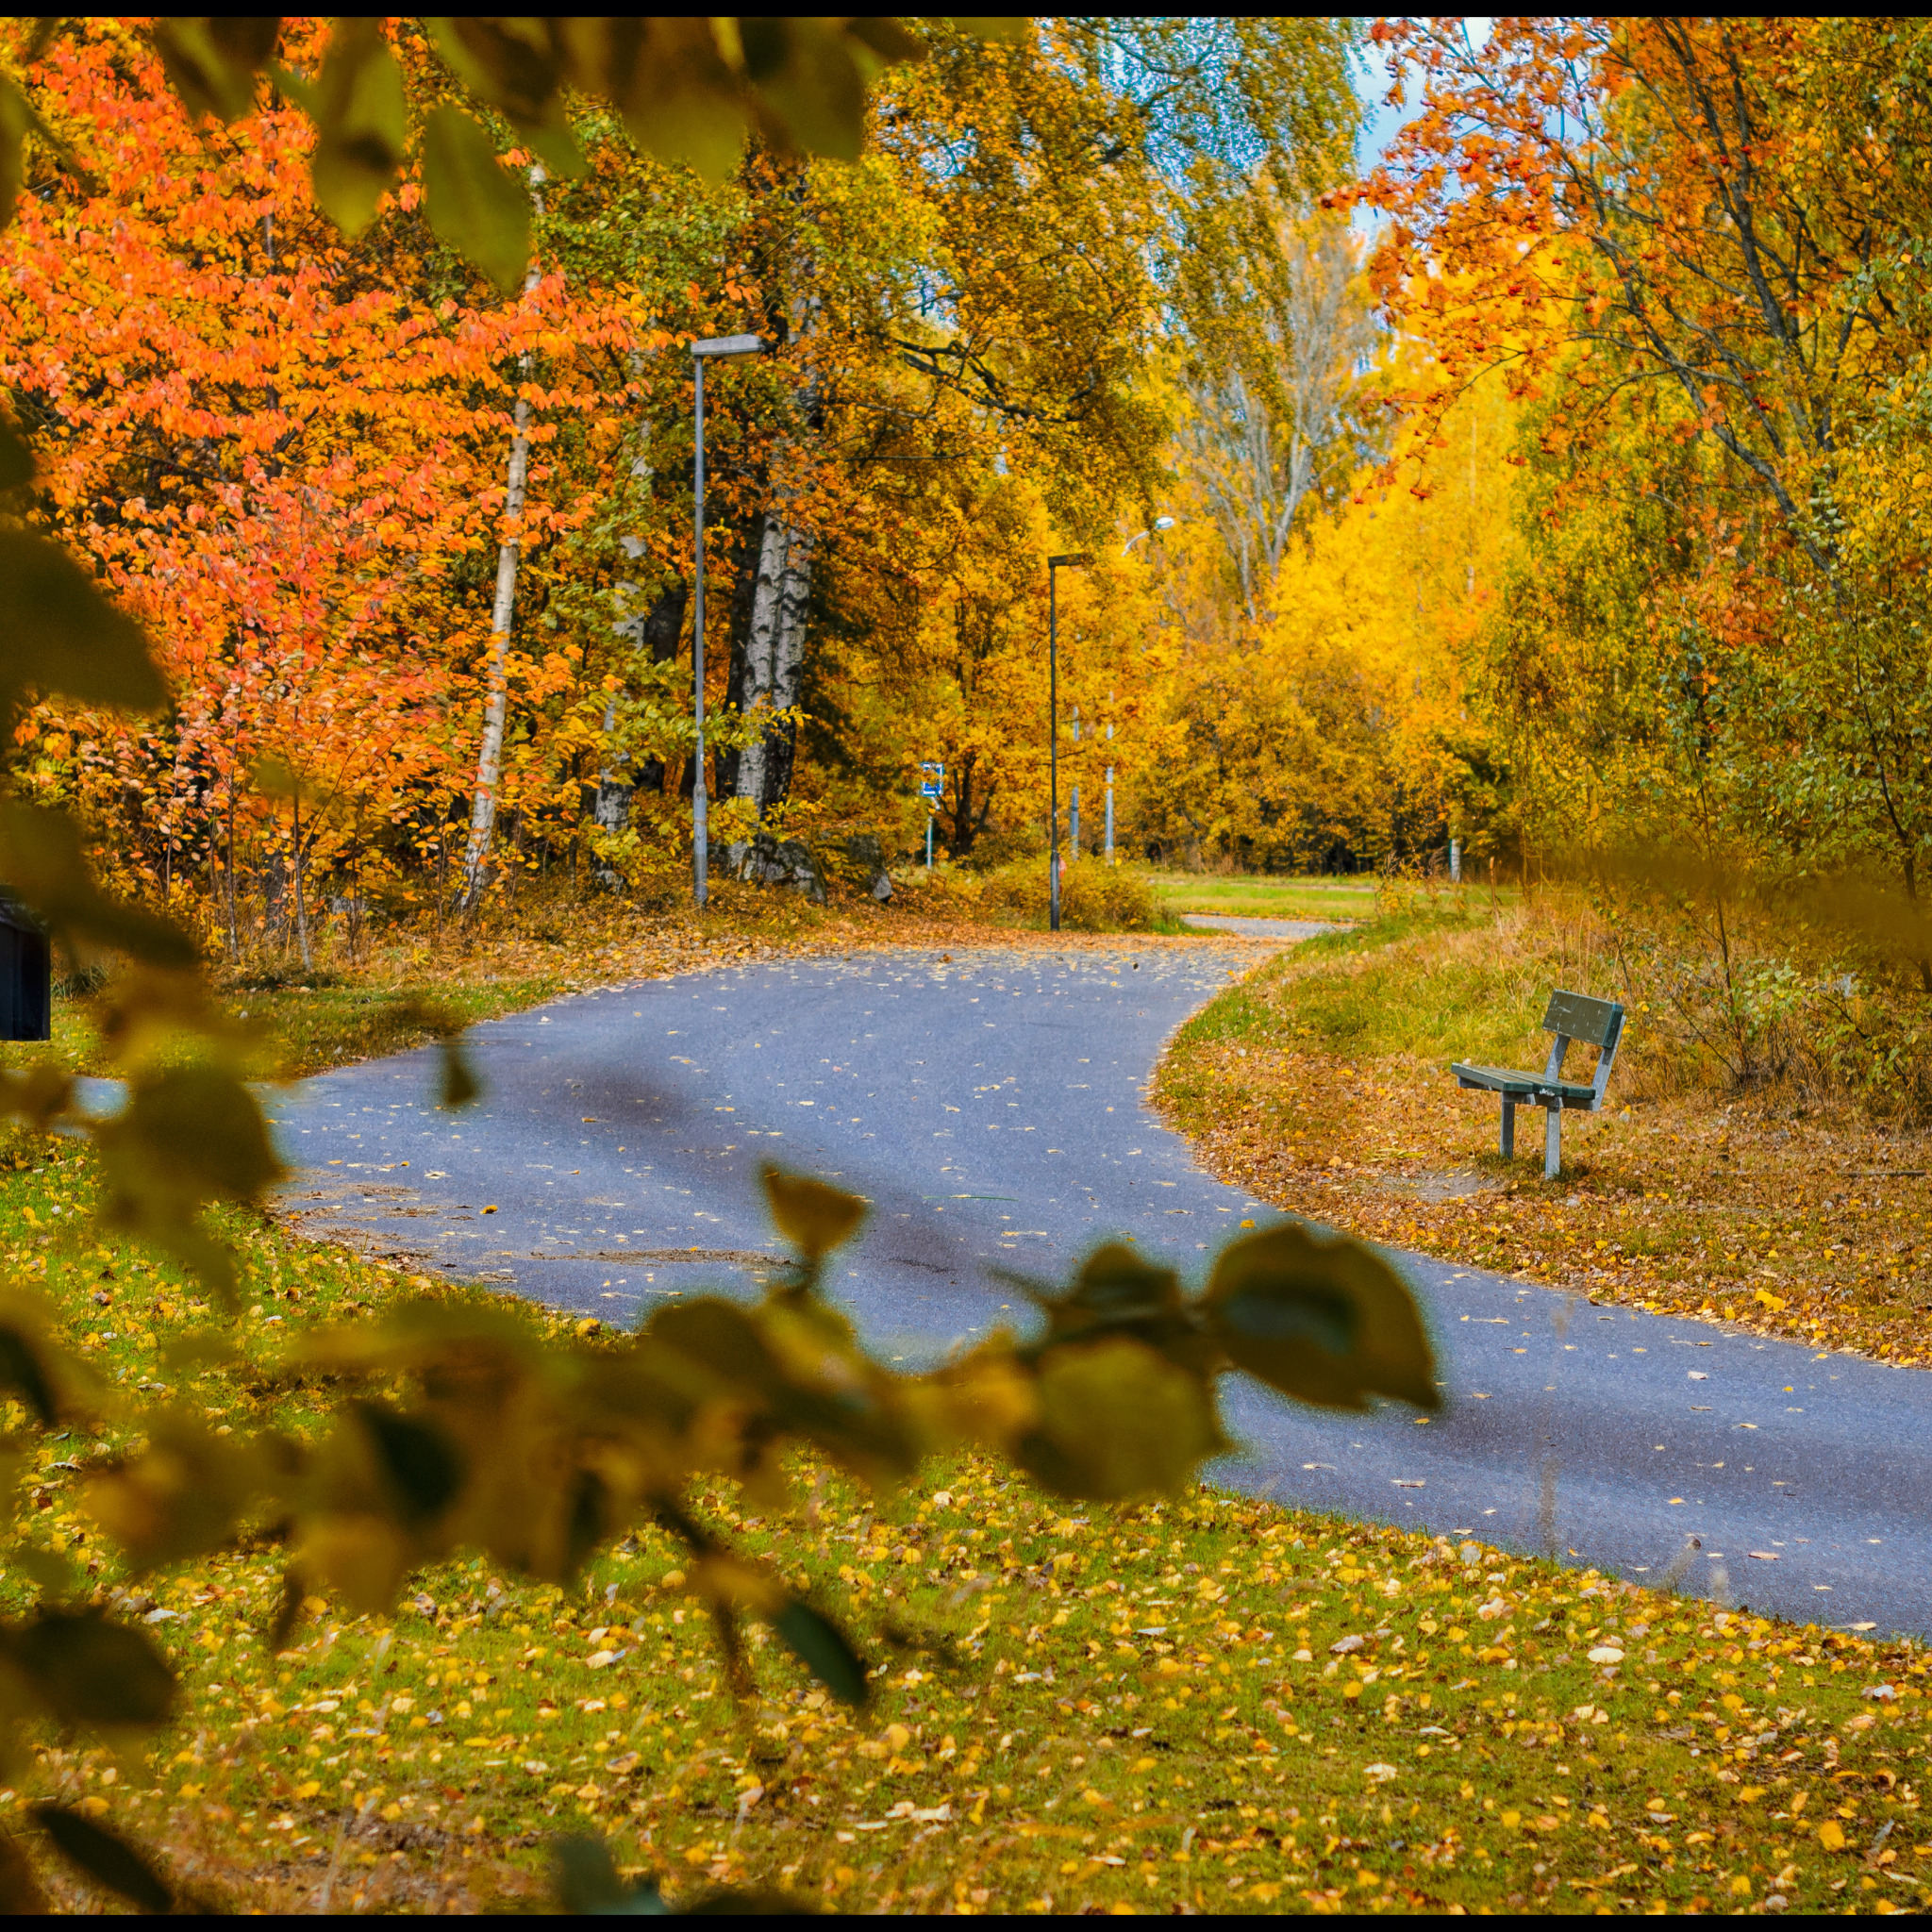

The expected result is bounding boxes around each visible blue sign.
[919,760,944,804]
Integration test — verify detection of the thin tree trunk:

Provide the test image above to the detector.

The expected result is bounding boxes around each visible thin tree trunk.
[633,579,688,796]
[225,759,239,963]
[291,791,311,971]
[459,162,546,912]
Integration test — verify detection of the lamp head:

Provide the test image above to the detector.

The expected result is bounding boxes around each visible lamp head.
[691,333,767,361]
[1153,515,1175,531]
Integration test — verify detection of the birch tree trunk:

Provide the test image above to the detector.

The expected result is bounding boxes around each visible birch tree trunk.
[458,163,545,912]
[737,520,814,816]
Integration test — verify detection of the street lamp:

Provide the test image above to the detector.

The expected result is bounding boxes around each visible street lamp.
[1121,514,1175,558]
[690,332,768,908]
[1047,550,1092,933]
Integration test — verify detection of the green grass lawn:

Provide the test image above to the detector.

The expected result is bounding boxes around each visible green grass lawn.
[1148,874,1523,927]
[1149,874,1381,923]
[1,1123,1925,1913]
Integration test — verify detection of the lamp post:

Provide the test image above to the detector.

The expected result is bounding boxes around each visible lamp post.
[690,332,768,908]
[1105,697,1116,865]
[1046,550,1092,933]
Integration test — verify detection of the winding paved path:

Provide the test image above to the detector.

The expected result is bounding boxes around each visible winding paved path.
[268,939,1932,1640]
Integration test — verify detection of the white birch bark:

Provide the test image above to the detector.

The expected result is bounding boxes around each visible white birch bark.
[733,518,808,819]
[458,163,546,910]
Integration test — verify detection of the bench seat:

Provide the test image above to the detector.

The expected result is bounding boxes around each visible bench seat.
[1451,1063,1597,1108]
[1448,990,1625,1179]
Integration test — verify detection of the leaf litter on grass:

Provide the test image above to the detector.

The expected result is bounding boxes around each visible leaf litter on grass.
[0,1121,1928,1911]
[1157,908,1932,1370]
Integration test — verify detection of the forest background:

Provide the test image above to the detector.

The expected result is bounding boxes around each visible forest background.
[8,15,1932,1106]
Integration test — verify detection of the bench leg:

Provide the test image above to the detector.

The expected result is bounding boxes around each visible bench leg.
[1500,1101,1515,1159]
[1543,1102,1562,1181]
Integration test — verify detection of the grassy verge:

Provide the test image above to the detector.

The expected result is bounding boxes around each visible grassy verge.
[1155,901,1932,1367]
[1148,873,1384,924]
[5,1132,1930,1914]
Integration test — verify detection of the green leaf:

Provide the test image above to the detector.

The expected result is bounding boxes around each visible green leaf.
[574,1467,616,1570]
[525,122,589,180]
[1017,1336,1227,1500]
[95,1066,286,1301]
[8,1542,81,1602]
[422,105,532,296]
[428,16,565,127]
[7,1610,175,1727]
[438,1036,480,1108]
[1202,1223,1440,1412]
[559,19,746,181]
[949,19,1029,42]
[0,805,192,965]
[648,1296,778,1388]
[772,1600,869,1707]
[353,1402,464,1528]
[0,412,33,491]
[760,1165,867,1259]
[741,19,868,160]
[105,1065,286,1202]
[0,75,31,234]
[30,1804,171,1914]
[308,17,407,237]
[0,530,165,709]
[268,1568,305,1654]
[81,1415,258,1572]
[150,17,279,122]
[0,1324,56,1425]
[680,1885,815,1915]
[1035,1242,1185,1337]
[0,1832,46,1913]
[553,1834,669,1914]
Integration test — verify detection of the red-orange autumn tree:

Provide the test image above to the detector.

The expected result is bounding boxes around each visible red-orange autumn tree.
[0,18,641,946]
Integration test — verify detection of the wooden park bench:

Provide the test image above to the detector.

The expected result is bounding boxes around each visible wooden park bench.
[1451,990,1624,1181]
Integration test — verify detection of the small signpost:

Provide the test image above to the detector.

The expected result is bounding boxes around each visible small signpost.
[919,761,944,869]
[0,899,49,1041]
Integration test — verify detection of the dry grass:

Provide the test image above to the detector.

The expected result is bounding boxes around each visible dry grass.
[1156,903,1932,1367]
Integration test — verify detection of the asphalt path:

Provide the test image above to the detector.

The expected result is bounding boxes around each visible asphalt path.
[267,941,1932,1640]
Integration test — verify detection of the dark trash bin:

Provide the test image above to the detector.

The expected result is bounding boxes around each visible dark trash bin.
[0,898,51,1041]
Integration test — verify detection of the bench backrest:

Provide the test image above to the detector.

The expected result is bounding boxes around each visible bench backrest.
[1541,989,1624,1107]
[1542,990,1621,1048]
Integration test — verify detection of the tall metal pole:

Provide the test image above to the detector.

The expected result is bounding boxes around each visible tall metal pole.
[1043,552,1091,930]
[1048,565,1060,933]
[691,355,708,909]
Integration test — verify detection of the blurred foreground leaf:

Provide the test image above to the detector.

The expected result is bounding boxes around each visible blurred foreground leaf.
[94,1066,286,1301]
[303,16,407,236]
[0,806,192,966]
[422,104,531,295]
[31,1803,173,1914]
[6,1610,175,1727]
[83,1413,258,1572]
[150,16,278,122]
[772,1600,869,1707]
[1018,1335,1228,1501]
[1205,1222,1439,1412]
[0,537,164,711]
[761,1164,866,1262]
